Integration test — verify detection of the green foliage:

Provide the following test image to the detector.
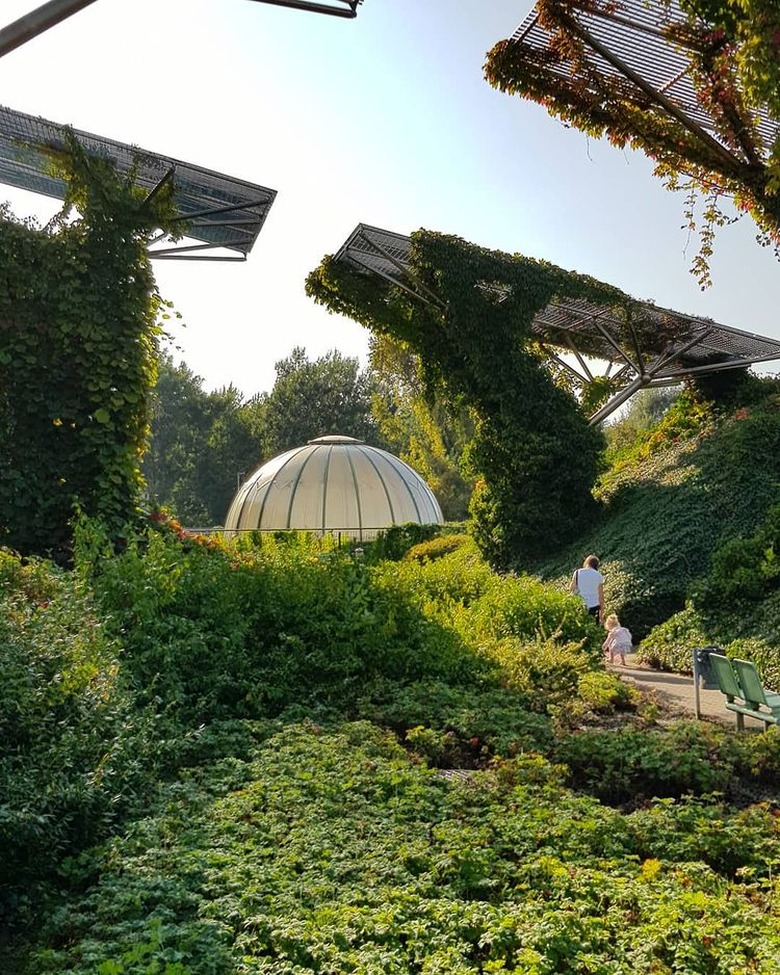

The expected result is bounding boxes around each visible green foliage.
[307,230,619,568]
[640,612,780,693]
[143,356,263,526]
[403,532,472,563]
[485,0,780,284]
[356,678,554,759]
[555,721,745,806]
[8,513,780,972]
[376,545,601,680]
[361,521,442,563]
[535,380,780,639]
[0,141,179,557]
[636,602,709,670]
[74,518,487,727]
[576,670,638,714]
[0,549,155,915]
[28,721,780,975]
[369,333,475,520]
[463,571,600,649]
[603,386,682,462]
[693,503,780,612]
[490,637,600,711]
[263,346,379,456]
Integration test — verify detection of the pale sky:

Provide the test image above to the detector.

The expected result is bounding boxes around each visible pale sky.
[1,0,779,399]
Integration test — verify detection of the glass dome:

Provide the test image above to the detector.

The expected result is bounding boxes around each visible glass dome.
[224,435,444,539]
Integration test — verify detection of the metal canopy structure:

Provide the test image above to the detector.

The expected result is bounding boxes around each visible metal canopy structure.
[506,0,780,167]
[0,0,364,59]
[335,224,780,424]
[0,105,277,260]
[246,0,363,17]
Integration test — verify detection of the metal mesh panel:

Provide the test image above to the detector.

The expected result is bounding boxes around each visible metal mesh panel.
[336,223,413,280]
[0,105,276,257]
[509,0,780,156]
[334,224,780,376]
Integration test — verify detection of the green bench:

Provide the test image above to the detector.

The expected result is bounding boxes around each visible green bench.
[709,652,780,730]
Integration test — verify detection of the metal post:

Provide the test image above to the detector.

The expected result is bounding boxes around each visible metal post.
[692,648,702,719]
[0,0,100,58]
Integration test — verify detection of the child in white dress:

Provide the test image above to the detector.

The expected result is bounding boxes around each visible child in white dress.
[602,614,632,665]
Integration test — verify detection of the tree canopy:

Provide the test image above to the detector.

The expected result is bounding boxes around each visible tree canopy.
[143,357,264,526]
[484,0,780,285]
[369,334,474,522]
[143,348,384,526]
[263,346,380,456]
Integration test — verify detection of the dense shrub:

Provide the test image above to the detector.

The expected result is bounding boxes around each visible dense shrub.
[555,721,745,806]
[636,603,709,670]
[403,532,472,563]
[74,520,489,728]
[0,550,155,920]
[375,540,497,612]
[361,522,441,562]
[355,678,554,758]
[463,572,601,648]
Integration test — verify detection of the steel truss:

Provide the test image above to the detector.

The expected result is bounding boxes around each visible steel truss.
[334,224,780,424]
[0,105,277,261]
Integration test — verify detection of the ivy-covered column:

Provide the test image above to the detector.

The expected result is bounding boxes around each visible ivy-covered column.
[307,230,634,570]
[0,146,176,558]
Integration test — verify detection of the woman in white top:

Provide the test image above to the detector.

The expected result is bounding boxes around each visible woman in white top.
[570,554,604,624]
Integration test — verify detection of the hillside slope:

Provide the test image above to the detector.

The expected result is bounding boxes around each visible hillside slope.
[533,379,780,643]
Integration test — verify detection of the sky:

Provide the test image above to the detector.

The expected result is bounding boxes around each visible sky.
[1,0,779,400]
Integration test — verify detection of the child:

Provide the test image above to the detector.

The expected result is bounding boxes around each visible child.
[602,613,633,665]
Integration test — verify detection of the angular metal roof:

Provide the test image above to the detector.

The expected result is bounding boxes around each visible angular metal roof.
[334,223,780,422]
[0,104,277,260]
[506,0,780,166]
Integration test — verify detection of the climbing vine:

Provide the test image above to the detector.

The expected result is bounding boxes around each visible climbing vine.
[307,230,637,568]
[0,136,179,558]
[484,0,780,287]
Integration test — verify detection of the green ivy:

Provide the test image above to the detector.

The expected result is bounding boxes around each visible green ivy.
[484,0,780,286]
[306,231,648,568]
[0,136,179,558]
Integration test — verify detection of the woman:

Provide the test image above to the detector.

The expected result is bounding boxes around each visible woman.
[570,554,604,624]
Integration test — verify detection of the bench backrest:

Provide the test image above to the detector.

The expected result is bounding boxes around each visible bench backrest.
[709,653,743,700]
[732,658,768,707]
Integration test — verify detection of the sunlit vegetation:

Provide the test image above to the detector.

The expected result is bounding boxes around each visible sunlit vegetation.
[4,495,780,973]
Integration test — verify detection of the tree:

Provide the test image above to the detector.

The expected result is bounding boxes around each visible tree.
[369,334,474,521]
[143,357,264,525]
[263,347,379,456]
[484,0,780,285]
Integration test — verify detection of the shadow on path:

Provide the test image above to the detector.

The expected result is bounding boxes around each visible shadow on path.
[607,655,767,731]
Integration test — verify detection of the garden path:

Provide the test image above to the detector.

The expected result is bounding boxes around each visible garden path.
[607,654,768,731]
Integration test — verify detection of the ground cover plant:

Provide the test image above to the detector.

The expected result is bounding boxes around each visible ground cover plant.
[27,722,780,974]
[5,507,780,974]
[534,377,780,642]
